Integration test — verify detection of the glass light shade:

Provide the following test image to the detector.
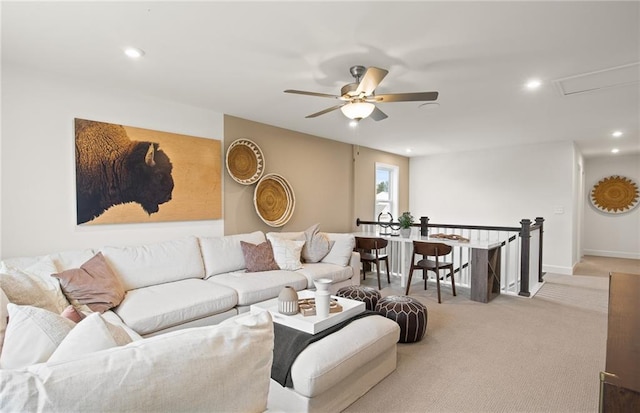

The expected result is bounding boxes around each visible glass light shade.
[340,101,375,120]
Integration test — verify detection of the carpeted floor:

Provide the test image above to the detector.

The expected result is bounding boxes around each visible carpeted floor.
[342,266,611,413]
[573,255,640,277]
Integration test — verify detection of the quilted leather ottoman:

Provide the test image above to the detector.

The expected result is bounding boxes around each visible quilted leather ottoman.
[267,314,400,413]
[375,295,427,343]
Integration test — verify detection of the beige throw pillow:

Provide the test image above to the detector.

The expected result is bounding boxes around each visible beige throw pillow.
[301,223,334,263]
[52,252,125,313]
[0,266,61,313]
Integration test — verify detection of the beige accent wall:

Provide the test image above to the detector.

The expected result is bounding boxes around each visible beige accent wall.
[224,115,409,235]
[353,145,410,227]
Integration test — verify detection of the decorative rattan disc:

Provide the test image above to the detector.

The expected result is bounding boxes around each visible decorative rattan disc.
[226,139,265,185]
[254,173,295,227]
[590,175,639,214]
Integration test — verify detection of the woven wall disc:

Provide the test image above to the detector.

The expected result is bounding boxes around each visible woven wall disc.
[226,139,265,185]
[590,175,639,214]
[254,173,295,227]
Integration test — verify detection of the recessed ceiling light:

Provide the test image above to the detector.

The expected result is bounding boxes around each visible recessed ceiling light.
[611,148,620,154]
[405,148,412,154]
[525,79,542,90]
[612,131,623,137]
[124,47,145,59]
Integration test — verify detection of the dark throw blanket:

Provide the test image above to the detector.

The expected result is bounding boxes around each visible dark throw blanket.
[272,310,379,388]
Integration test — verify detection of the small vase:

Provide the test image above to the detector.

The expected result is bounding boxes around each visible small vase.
[315,290,331,318]
[400,228,411,238]
[313,278,332,318]
[278,286,299,315]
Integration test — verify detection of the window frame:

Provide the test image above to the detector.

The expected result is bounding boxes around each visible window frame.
[374,162,399,220]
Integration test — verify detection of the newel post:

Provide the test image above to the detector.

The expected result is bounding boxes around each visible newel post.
[535,217,545,282]
[519,219,532,297]
[420,216,429,237]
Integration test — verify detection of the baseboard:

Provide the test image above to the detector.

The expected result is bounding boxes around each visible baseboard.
[583,249,640,260]
[542,264,573,275]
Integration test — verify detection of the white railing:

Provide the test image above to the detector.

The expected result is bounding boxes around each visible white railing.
[356,217,544,298]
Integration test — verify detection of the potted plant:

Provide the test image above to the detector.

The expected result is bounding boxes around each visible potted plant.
[397,212,414,237]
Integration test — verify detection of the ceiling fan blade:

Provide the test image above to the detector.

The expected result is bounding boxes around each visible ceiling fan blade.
[370,107,388,121]
[371,91,439,103]
[284,89,340,99]
[305,104,345,118]
[355,67,389,96]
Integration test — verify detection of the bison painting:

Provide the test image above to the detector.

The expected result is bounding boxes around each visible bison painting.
[75,119,174,224]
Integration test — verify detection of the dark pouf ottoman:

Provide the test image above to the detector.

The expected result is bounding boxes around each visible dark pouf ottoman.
[375,295,427,343]
[336,285,382,311]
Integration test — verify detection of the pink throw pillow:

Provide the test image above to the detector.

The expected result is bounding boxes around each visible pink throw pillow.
[240,240,280,272]
[52,252,125,313]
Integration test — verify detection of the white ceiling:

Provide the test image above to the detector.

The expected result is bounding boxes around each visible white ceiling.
[2,1,639,158]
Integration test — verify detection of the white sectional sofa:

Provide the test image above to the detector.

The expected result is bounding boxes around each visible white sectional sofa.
[1,230,360,337]
[0,228,401,413]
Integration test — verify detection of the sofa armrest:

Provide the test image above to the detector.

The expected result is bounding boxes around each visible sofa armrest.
[349,251,361,286]
[0,312,274,413]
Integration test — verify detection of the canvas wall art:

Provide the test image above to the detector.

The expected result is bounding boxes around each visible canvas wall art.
[75,118,221,225]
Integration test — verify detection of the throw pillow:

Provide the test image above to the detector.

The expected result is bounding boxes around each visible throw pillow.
[52,252,125,313]
[301,223,334,263]
[320,233,356,267]
[0,288,9,354]
[1,256,70,313]
[48,312,133,364]
[269,238,305,271]
[240,240,280,272]
[60,305,84,323]
[0,303,75,369]
[0,266,61,313]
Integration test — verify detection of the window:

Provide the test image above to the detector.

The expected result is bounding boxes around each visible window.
[375,163,399,220]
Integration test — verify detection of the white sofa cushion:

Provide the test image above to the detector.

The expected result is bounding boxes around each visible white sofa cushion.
[296,262,354,286]
[321,233,356,267]
[0,288,8,354]
[266,231,305,241]
[100,236,204,291]
[114,279,238,335]
[0,304,75,369]
[0,311,274,413]
[48,312,133,364]
[199,231,266,277]
[208,270,308,306]
[290,315,400,397]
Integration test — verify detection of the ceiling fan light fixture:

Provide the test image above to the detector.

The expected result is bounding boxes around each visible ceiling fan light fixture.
[341,101,375,120]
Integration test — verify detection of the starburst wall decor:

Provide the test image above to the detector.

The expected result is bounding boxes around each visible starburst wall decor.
[590,175,639,214]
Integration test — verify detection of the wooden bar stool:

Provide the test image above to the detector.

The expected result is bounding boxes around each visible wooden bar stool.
[355,237,391,290]
[405,241,456,303]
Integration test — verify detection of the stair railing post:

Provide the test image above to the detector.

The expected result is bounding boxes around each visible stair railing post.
[420,216,429,237]
[519,219,531,297]
[535,217,545,282]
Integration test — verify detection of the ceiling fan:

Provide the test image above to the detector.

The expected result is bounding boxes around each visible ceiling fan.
[284,65,439,122]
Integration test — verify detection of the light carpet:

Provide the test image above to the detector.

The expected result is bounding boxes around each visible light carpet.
[342,272,608,413]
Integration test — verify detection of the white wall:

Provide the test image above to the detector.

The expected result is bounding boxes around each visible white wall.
[1,66,224,258]
[410,141,577,274]
[583,154,640,259]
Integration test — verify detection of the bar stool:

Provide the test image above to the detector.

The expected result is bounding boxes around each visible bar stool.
[406,241,456,303]
[355,237,391,290]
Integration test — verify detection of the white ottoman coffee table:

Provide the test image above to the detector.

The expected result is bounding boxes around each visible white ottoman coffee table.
[253,295,400,413]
